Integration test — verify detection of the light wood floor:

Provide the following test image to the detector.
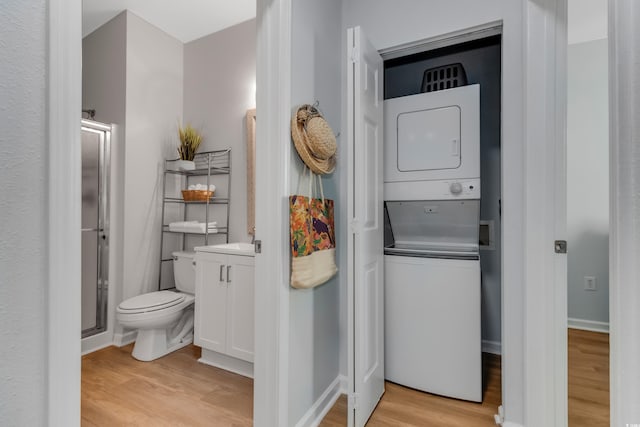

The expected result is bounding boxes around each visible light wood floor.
[82,329,608,426]
[320,354,501,427]
[321,329,609,426]
[82,344,253,426]
[568,329,609,427]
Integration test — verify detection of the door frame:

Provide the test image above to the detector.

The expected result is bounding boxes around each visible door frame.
[47,0,640,425]
[48,0,82,424]
[522,0,569,425]
[254,0,293,425]
[608,1,640,425]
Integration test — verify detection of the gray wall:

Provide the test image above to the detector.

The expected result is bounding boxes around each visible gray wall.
[183,19,256,244]
[567,38,609,325]
[342,0,504,51]
[82,12,127,130]
[122,12,184,298]
[83,11,184,304]
[384,37,503,344]
[82,11,127,338]
[289,0,343,424]
[0,0,47,424]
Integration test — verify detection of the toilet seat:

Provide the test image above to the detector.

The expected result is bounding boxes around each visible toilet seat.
[117,290,185,314]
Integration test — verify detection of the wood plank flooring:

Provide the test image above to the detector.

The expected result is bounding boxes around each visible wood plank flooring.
[82,329,608,426]
[82,344,252,426]
[568,329,609,427]
[321,329,609,426]
[320,354,501,427]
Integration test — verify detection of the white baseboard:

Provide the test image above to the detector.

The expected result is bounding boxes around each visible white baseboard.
[295,375,343,427]
[568,318,609,333]
[113,330,137,347]
[502,422,524,427]
[198,349,254,379]
[482,339,502,355]
[81,330,114,355]
[339,374,348,393]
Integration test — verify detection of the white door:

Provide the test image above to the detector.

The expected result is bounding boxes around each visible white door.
[226,255,255,362]
[347,26,385,427]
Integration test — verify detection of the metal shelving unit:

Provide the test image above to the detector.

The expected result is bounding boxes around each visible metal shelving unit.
[158,149,231,289]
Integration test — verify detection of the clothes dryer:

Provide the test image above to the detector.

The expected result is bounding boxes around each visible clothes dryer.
[384,84,480,201]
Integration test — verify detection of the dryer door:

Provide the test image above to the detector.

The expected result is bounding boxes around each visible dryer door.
[397,105,461,172]
[384,85,480,190]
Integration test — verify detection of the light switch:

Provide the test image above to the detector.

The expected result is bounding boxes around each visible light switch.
[584,276,597,291]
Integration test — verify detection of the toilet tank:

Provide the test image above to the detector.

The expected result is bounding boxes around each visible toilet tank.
[172,251,196,294]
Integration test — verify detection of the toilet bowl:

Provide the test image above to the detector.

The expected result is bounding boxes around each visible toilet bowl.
[117,251,196,361]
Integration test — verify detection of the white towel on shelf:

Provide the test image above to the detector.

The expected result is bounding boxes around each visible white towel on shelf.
[169,221,218,233]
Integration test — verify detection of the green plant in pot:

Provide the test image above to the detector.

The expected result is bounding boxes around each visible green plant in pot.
[175,124,203,170]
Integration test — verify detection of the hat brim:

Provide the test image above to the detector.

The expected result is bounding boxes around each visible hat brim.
[291,114,335,174]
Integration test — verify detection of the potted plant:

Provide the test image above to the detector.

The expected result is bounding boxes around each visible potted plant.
[175,124,203,170]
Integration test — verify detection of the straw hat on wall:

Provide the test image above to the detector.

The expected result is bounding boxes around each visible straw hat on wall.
[291,104,337,174]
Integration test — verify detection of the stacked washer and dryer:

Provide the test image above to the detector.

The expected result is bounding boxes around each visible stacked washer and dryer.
[383,82,483,402]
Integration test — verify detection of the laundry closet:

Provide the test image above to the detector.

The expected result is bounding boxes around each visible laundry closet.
[382,32,502,401]
[343,23,503,426]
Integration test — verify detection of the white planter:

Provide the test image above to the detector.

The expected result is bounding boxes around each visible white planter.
[173,160,196,171]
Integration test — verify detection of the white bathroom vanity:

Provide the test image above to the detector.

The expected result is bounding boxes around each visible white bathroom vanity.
[194,243,255,378]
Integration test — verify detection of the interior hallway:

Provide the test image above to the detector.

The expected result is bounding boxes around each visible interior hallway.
[81,329,608,426]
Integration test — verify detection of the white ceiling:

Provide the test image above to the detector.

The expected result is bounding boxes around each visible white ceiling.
[82,0,256,43]
[568,0,608,44]
[84,0,604,47]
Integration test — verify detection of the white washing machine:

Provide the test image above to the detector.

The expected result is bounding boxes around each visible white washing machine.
[384,200,482,402]
[383,84,482,402]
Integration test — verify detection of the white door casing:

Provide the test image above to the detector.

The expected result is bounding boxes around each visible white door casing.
[347,26,385,427]
[609,1,640,424]
[523,0,568,426]
[48,0,82,424]
[254,0,292,424]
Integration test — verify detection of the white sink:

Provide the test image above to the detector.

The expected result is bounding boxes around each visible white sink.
[195,242,255,256]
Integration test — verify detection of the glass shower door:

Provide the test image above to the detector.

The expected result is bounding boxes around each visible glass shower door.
[81,120,110,338]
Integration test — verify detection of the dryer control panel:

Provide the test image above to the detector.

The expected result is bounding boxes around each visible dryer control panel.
[384,178,480,201]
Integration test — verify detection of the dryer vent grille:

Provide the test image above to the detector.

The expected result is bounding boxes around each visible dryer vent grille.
[421,63,468,93]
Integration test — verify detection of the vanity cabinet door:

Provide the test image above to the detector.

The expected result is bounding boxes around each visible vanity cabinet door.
[225,255,255,362]
[194,252,228,353]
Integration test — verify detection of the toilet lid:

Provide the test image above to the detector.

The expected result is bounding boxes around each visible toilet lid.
[118,291,185,313]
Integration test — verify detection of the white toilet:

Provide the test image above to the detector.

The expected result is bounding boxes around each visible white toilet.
[117,251,196,361]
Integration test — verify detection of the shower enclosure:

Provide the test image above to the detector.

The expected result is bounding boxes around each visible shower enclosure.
[81,119,111,338]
